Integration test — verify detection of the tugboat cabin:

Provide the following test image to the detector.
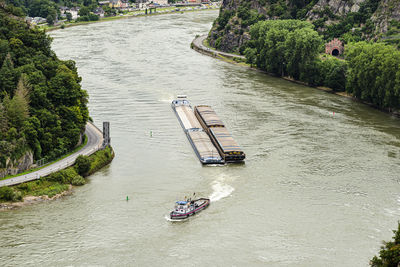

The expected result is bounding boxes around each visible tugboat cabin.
[175,201,189,213]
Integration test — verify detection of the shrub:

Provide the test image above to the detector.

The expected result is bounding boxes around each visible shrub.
[34,183,69,198]
[13,191,22,201]
[71,175,85,186]
[320,56,347,91]
[17,183,31,191]
[75,155,91,176]
[0,186,15,201]
[46,167,85,185]
[87,146,114,175]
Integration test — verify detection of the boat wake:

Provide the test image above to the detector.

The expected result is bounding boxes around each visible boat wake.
[164,215,189,222]
[209,175,234,202]
[164,215,174,222]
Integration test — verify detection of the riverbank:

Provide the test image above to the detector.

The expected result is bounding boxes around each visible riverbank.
[0,185,73,211]
[0,146,114,211]
[0,122,103,188]
[44,7,219,32]
[191,34,400,118]
[0,135,88,181]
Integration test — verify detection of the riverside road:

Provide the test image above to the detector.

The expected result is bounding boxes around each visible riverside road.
[192,34,245,60]
[0,122,104,187]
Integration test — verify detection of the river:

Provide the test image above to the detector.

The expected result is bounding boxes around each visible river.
[1,11,400,266]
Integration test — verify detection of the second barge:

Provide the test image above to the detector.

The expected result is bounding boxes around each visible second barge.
[194,105,245,163]
[172,96,223,164]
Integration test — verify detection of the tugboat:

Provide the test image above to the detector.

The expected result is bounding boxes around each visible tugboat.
[170,195,210,220]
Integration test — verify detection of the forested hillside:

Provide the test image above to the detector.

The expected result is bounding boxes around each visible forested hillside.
[0,3,88,175]
[206,0,400,112]
[4,0,99,21]
[209,0,400,53]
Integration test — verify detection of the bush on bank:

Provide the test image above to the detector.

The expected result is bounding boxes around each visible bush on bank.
[0,146,114,202]
[0,186,22,201]
[244,20,400,111]
[75,155,91,176]
[371,221,400,266]
[87,146,114,176]
[346,42,400,110]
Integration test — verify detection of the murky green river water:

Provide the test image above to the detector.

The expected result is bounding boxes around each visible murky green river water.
[1,10,400,266]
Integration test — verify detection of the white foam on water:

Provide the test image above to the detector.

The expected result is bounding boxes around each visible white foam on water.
[164,215,189,222]
[164,215,174,222]
[209,175,235,202]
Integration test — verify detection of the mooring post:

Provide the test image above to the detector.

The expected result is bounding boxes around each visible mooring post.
[102,121,110,148]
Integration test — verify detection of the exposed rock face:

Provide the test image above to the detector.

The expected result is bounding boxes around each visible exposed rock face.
[306,0,366,20]
[0,151,33,178]
[208,0,269,52]
[208,0,400,52]
[371,0,400,34]
[209,28,251,53]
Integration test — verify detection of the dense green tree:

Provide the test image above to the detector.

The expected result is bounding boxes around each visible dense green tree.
[284,27,322,79]
[4,76,30,130]
[0,102,7,136]
[245,19,352,93]
[346,42,400,110]
[319,56,347,92]
[246,20,322,79]
[0,186,16,201]
[0,54,17,97]
[28,0,57,18]
[0,4,89,167]
[75,155,90,176]
[244,47,257,67]
[65,11,72,21]
[46,14,54,25]
[78,6,90,16]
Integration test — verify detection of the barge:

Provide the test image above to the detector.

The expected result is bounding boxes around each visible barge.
[172,96,223,164]
[194,105,245,163]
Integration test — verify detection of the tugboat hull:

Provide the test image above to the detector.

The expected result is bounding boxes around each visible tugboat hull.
[170,198,210,220]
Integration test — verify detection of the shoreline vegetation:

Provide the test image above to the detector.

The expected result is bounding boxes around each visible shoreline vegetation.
[0,134,88,181]
[0,145,114,211]
[43,7,219,32]
[192,34,400,118]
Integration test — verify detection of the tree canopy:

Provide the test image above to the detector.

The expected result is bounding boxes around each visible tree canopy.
[244,20,323,80]
[0,5,88,168]
[345,41,400,110]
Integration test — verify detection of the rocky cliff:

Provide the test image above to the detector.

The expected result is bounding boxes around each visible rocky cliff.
[306,0,365,21]
[371,0,400,34]
[208,0,400,52]
[0,151,33,178]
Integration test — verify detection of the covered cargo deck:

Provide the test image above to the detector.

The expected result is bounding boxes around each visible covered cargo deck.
[187,131,222,164]
[209,127,245,162]
[194,105,224,128]
[172,97,224,164]
[174,105,202,131]
[194,105,245,163]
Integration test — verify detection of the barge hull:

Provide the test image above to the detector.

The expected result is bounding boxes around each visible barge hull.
[172,98,224,164]
[194,105,245,163]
